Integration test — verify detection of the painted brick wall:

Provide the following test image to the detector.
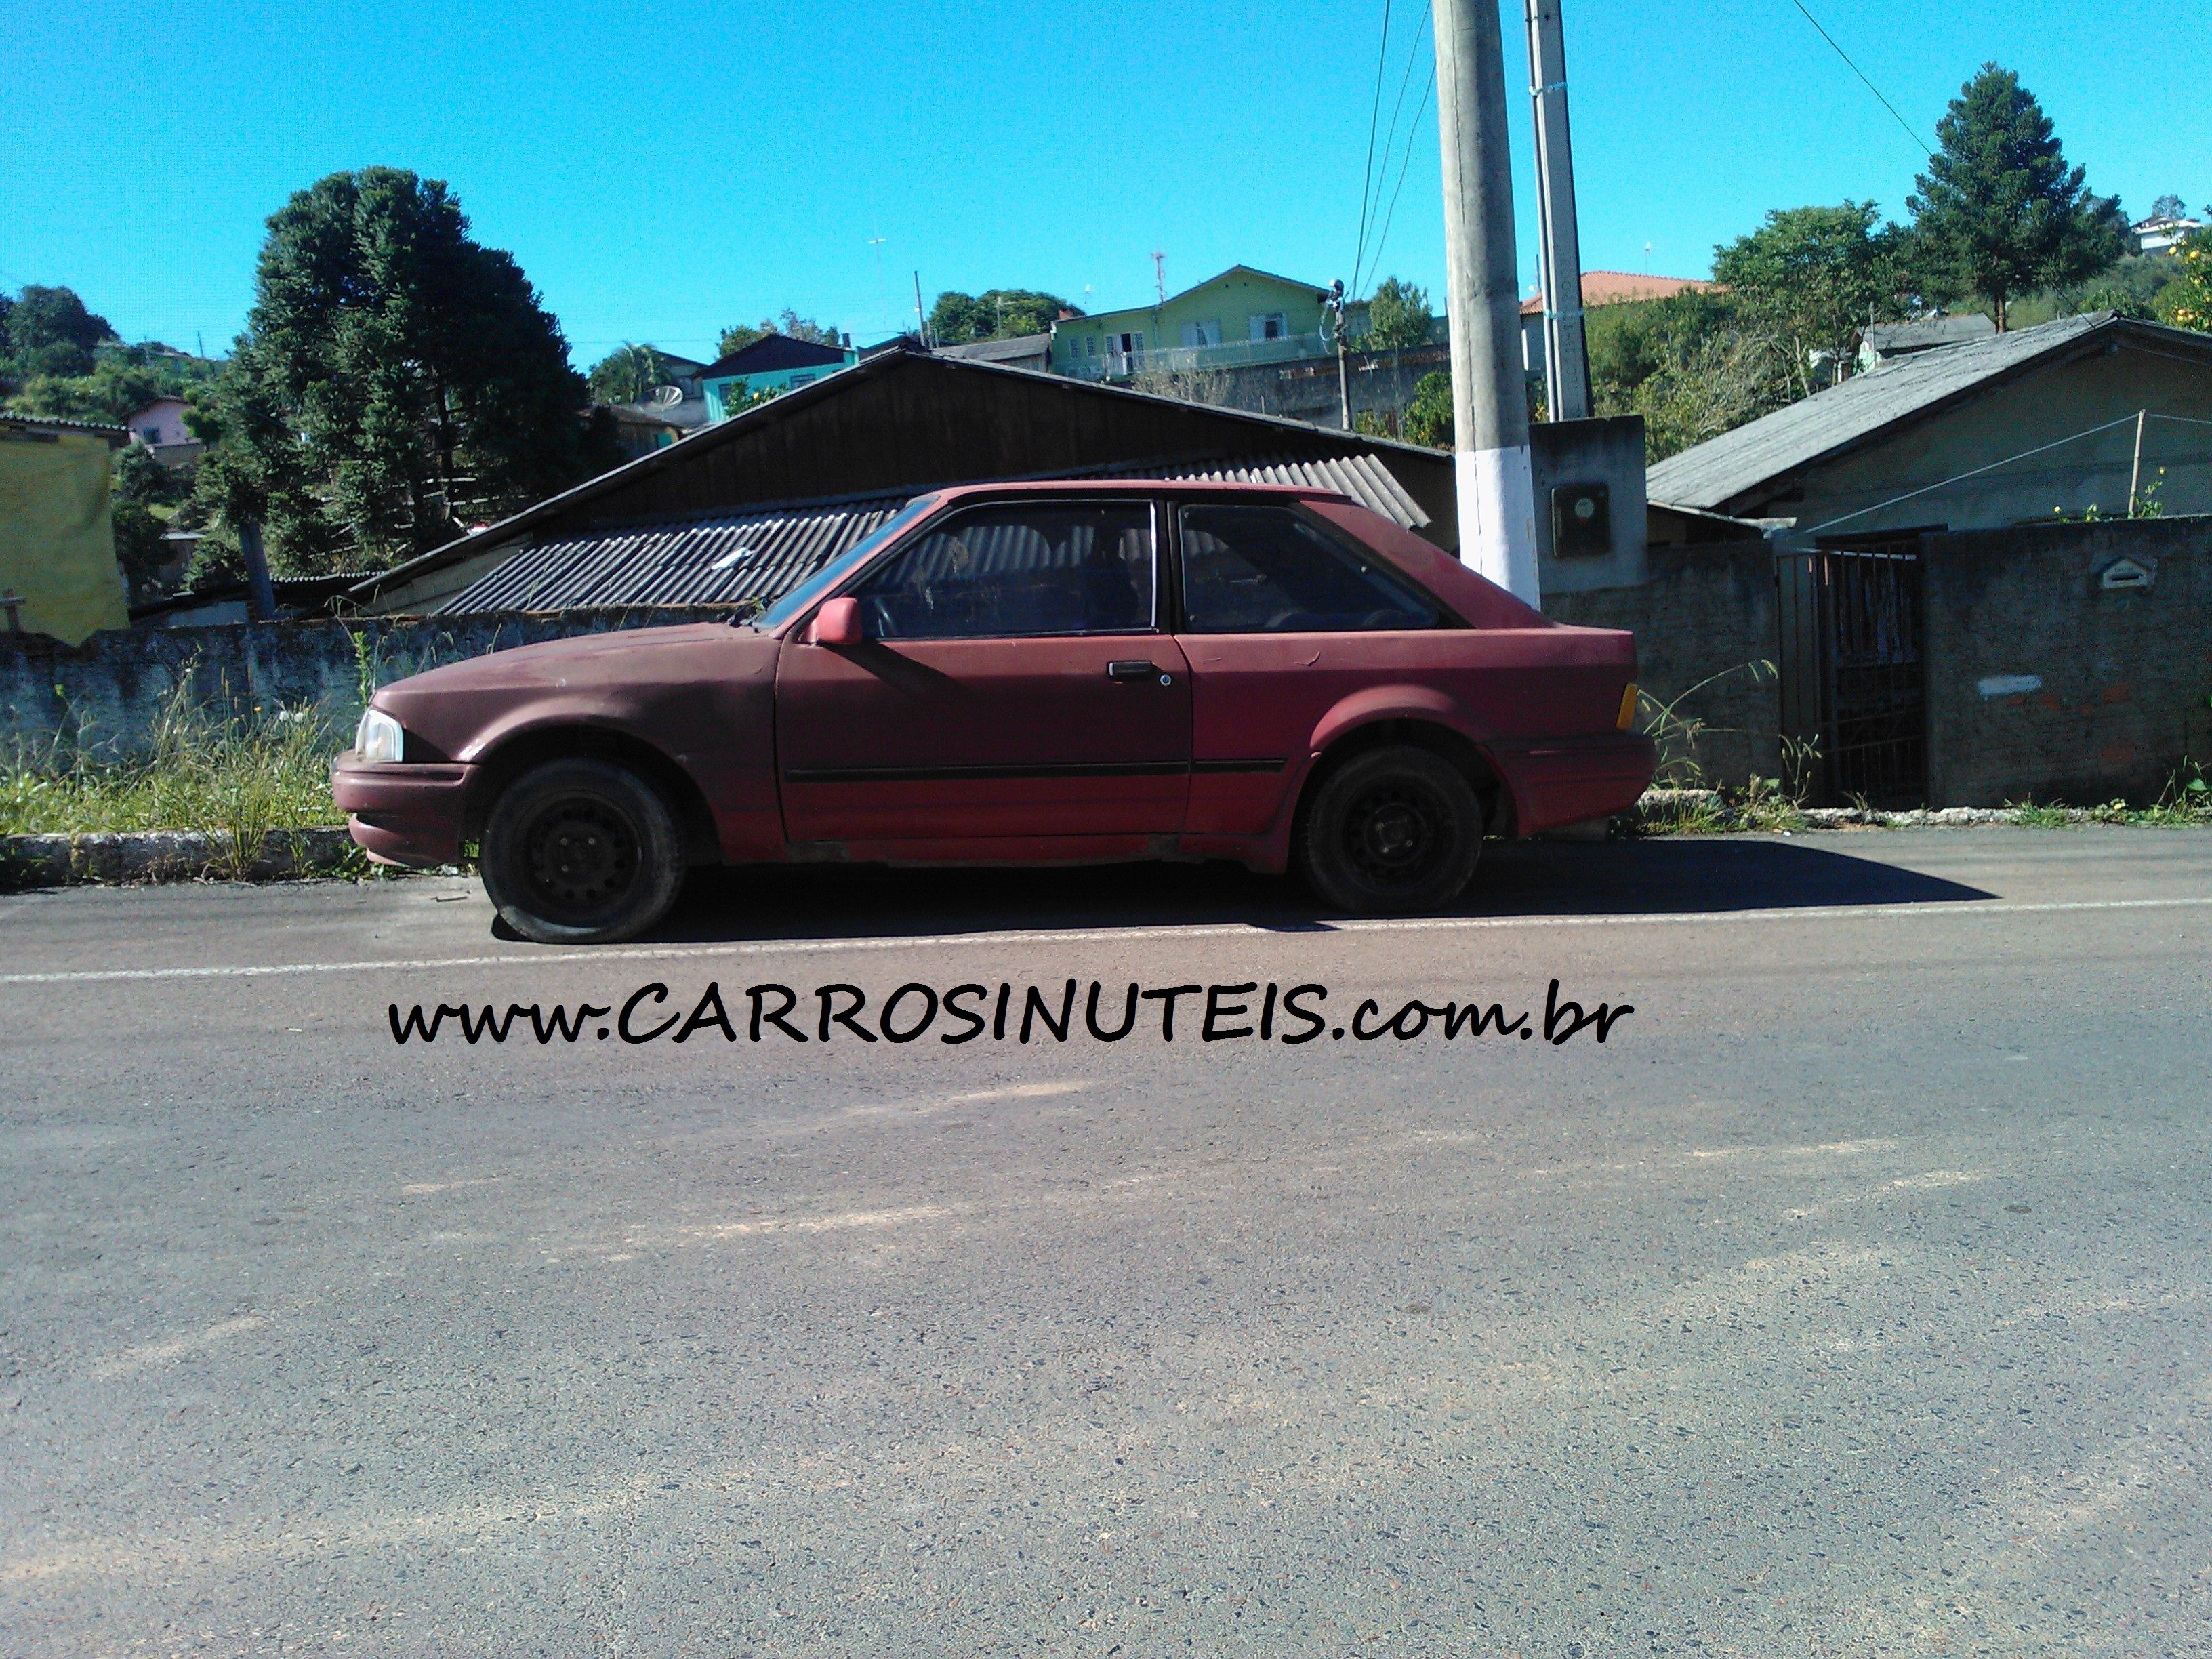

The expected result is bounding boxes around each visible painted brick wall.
[1923,518,2212,806]
[1542,540,1781,790]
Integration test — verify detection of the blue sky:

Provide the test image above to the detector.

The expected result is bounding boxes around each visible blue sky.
[5,1,2203,366]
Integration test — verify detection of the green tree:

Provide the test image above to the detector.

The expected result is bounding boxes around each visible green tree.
[587,343,682,404]
[1403,371,1454,449]
[1364,277,1433,351]
[1906,64,2123,330]
[2153,228,2212,332]
[717,309,840,357]
[1,284,117,378]
[1711,202,1912,394]
[199,167,611,573]
[1629,328,1793,461]
[114,443,186,508]
[927,289,1079,345]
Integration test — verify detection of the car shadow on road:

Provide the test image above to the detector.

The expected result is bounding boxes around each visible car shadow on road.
[632,837,1996,945]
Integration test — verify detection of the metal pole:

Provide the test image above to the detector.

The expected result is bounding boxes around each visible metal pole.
[1525,0,1592,422]
[1432,0,1538,598]
[239,519,276,623]
[2127,408,2146,516]
[912,272,928,347]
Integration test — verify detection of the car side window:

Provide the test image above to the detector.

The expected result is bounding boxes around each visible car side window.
[1177,504,1441,633]
[850,502,1157,640]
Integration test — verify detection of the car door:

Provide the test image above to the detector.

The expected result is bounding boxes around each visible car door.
[1171,499,1450,836]
[775,497,1192,848]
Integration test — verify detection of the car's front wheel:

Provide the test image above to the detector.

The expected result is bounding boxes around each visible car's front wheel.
[479,759,684,944]
[1297,745,1485,914]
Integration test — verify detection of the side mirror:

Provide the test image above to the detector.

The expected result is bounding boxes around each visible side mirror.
[810,596,862,646]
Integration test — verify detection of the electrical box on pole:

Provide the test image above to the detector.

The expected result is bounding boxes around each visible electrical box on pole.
[1525,0,1592,422]
[1431,0,1539,601]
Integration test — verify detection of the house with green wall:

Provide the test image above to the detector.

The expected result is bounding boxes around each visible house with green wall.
[1049,266,1366,381]
[701,334,860,420]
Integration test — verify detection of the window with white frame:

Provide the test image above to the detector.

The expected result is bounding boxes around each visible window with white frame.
[1248,312,1289,342]
[1180,318,1223,348]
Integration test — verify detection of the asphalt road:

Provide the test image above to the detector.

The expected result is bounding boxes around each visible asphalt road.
[3,829,2209,1658]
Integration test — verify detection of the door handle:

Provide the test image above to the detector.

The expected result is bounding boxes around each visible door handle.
[1107,659,1166,683]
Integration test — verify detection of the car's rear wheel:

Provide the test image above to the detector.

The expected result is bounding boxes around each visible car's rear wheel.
[1297,745,1484,914]
[479,759,683,944]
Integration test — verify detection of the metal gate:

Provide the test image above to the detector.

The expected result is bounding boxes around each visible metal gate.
[1775,541,1927,807]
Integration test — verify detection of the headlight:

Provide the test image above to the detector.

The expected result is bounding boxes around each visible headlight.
[354,708,406,764]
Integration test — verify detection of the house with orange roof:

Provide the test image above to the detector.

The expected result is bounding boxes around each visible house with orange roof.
[1519,271,1715,373]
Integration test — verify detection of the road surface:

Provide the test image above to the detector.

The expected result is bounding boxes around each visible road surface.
[3,829,2209,1657]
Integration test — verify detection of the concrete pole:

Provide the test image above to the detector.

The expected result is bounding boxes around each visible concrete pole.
[1525,0,1592,422]
[1432,0,1538,600]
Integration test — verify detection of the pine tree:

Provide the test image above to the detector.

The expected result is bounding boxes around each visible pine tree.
[201,168,612,572]
[1906,64,2123,331]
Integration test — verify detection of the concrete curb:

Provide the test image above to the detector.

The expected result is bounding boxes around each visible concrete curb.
[1,826,361,888]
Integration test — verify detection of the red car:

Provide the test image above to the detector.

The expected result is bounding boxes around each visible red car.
[334,480,1654,943]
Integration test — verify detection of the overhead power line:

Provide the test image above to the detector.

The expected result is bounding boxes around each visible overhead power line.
[1785,0,1933,159]
[1366,61,1437,287]
[1357,1,1435,295]
[1351,0,1397,300]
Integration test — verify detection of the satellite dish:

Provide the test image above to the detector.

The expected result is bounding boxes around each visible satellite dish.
[652,384,684,406]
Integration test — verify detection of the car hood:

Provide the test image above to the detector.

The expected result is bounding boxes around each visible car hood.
[369,622,781,761]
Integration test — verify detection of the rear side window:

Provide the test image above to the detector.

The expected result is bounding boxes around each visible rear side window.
[851,501,1155,639]
[1178,504,1440,634]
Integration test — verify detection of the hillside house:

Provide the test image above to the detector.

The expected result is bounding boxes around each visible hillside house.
[700,333,860,420]
[1050,266,1361,382]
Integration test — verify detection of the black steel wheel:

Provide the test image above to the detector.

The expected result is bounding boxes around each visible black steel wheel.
[1297,745,1483,914]
[480,759,684,944]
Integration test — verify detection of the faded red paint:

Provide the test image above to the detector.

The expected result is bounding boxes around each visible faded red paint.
[333,480,1656,877]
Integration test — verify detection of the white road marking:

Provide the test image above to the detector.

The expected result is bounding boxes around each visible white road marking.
[3,895,2209,987]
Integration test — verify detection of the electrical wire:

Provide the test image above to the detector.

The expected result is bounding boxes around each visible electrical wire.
[1350,0,1396,304]
[1366,61,1438,289]
[1804,413,2140,533]
[1785,0,1932,159]
[1355,0,1434,297]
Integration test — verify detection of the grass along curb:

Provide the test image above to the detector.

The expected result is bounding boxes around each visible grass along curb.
[1626,787,2212,835]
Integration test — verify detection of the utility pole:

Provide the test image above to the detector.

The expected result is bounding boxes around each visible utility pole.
[1525,0,1591,422]
[912,272,929,348]
[1328,279,1351,430]
[1431,0,1538,600]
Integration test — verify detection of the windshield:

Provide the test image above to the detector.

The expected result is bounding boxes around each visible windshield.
[752,493,943,632]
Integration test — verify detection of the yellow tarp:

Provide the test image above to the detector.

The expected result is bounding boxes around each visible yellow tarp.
[0,428,129,645]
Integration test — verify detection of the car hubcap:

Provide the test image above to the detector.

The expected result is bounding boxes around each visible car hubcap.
[1345,784,1446,887]
[524,798,639,915]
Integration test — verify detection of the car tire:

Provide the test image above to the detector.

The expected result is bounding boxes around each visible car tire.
[479,759,684,945]
[1297,745,1485,915]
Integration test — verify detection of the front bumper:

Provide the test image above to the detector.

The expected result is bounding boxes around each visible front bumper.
[331,756,476,867]
[1493,732,1657,836]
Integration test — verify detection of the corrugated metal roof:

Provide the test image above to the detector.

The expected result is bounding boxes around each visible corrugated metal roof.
[350,345,1453,606]
[1647,312,2126,511]
[1085,450,1429,529]
[437,498,906,615]
[1,412,130,441]
[436,454,1429,616]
